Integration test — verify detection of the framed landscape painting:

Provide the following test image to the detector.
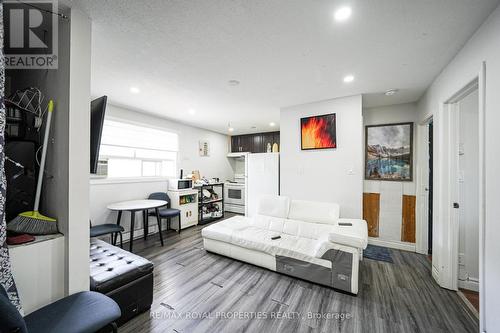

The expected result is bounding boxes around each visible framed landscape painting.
[365,122,413,181]
[300,113,337,150]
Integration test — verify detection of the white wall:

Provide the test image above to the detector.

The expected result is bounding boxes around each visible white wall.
[363,103,418,245]
[5,6,91,301]
[280,95,363,218]
[67,8,92,294]
[90,104,233,236]
[417,4,500,330]
[458,90,479,291]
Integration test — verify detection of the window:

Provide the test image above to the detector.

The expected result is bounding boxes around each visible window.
[99,120,178,178]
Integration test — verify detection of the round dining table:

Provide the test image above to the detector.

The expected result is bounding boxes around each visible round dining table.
[107,199,168,252]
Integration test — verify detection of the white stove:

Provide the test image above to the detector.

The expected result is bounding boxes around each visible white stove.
[224,181,246,214]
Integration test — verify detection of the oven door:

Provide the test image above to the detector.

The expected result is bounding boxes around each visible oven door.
[225,185,245,205]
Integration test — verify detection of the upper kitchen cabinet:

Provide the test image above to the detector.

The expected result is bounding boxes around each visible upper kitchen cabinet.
[231,134,251,152]
[231,131,280,153]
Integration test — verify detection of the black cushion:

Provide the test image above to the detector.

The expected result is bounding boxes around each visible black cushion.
[90,224,124,238]
[0,285,27,333]
[24,291,120,333]
[90,239,154,293]
[156,207,181,218]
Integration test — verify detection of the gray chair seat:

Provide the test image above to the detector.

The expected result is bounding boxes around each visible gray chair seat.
[0,285,121,333]
[25,291,121,333]
[90,224,124,237]
[155,207,181,218]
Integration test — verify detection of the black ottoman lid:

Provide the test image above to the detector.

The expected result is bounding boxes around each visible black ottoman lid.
[90,239,154,294]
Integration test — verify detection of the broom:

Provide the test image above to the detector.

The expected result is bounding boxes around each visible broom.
[7,100,58,235]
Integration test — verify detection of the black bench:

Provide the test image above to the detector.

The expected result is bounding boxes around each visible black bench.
[90,239,154,325]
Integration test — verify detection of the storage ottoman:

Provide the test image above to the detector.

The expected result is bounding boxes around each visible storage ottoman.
[90,239,154,325]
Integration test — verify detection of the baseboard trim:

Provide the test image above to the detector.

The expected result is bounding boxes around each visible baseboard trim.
[432,265,440,283]
[368,238,416,252]
[458,279,479,292]
[457,290,479,320]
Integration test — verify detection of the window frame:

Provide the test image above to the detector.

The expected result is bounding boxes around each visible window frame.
[97,117,179,180]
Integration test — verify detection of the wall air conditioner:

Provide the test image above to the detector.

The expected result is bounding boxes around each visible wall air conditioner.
[96,159,108,176]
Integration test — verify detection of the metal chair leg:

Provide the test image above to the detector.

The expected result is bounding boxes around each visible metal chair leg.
[114,211,122,245]
[155,208,164,246]
[119,232,123,248]
[110,322,118,333]
[143,210,148,240]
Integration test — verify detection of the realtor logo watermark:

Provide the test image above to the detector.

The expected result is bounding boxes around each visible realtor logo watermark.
[4,0,58,69]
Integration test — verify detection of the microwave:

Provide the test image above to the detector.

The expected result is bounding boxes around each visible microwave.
[168,179,193,191]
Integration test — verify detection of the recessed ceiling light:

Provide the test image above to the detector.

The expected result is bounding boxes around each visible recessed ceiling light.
[130,87,140,94]
[385,89,399,96]
[269,122,276,127]
[343,75,354,83]
[334,6,352,22]
[228,80,240,86]
[188,108,196,115]
[228,127,235,132]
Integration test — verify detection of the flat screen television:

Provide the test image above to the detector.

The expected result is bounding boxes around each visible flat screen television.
[90,96,107,174]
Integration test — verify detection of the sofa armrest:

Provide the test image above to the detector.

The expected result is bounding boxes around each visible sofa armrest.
[327,219,368,249]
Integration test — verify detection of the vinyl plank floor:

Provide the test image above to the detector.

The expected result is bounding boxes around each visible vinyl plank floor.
[119,219,478,333]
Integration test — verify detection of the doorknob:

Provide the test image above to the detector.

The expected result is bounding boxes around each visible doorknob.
[453,202,460,209]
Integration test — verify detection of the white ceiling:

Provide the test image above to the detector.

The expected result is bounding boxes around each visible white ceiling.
[75,0,498,135]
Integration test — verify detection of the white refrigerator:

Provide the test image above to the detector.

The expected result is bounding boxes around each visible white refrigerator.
[246,153,280,217]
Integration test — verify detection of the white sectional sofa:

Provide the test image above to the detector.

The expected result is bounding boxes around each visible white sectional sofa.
[201,195,368,294]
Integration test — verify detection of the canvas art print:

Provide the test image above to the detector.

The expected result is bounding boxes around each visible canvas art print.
[300,113,337,150]
[365,122,413,181]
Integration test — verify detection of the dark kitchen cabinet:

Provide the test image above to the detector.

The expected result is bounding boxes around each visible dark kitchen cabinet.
[262,132,274,152]
[252,134,263,153]
[231,131,279,153]
[240,135,253,152]
[272,132,280,147]
[231,136,240,152]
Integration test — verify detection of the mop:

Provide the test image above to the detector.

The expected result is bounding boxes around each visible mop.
[7,100,58,235]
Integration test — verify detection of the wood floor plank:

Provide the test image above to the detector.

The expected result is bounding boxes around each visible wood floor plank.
[119,217,478,333]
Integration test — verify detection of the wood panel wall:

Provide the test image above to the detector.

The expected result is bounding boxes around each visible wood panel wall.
[401,195,416,243]
[363,193,380,237]
[363,192,416,243]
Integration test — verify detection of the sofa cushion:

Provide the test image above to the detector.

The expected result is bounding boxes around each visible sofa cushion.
[230,227,331,268]
[202,217,331,267]
[288,199,340,225]
[257,195,290,218]
[283,219,336,240]
[201,215,251,243]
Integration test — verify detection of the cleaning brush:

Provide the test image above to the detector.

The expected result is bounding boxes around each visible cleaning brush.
[7,100,58,235]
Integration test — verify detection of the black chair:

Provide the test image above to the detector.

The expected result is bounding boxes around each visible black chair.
[90,220,124,248]
[148,192,181,234]
[0,285,121,333]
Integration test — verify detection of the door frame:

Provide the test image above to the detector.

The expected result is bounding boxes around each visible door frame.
[436,62,486,328]
[415,116,433,255]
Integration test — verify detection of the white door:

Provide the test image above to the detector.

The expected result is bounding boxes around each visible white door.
[416,121,431,255]
[457,90,480,292]
[247,153,279,217]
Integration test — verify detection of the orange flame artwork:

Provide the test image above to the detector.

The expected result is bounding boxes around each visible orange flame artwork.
[300,113,337,150]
